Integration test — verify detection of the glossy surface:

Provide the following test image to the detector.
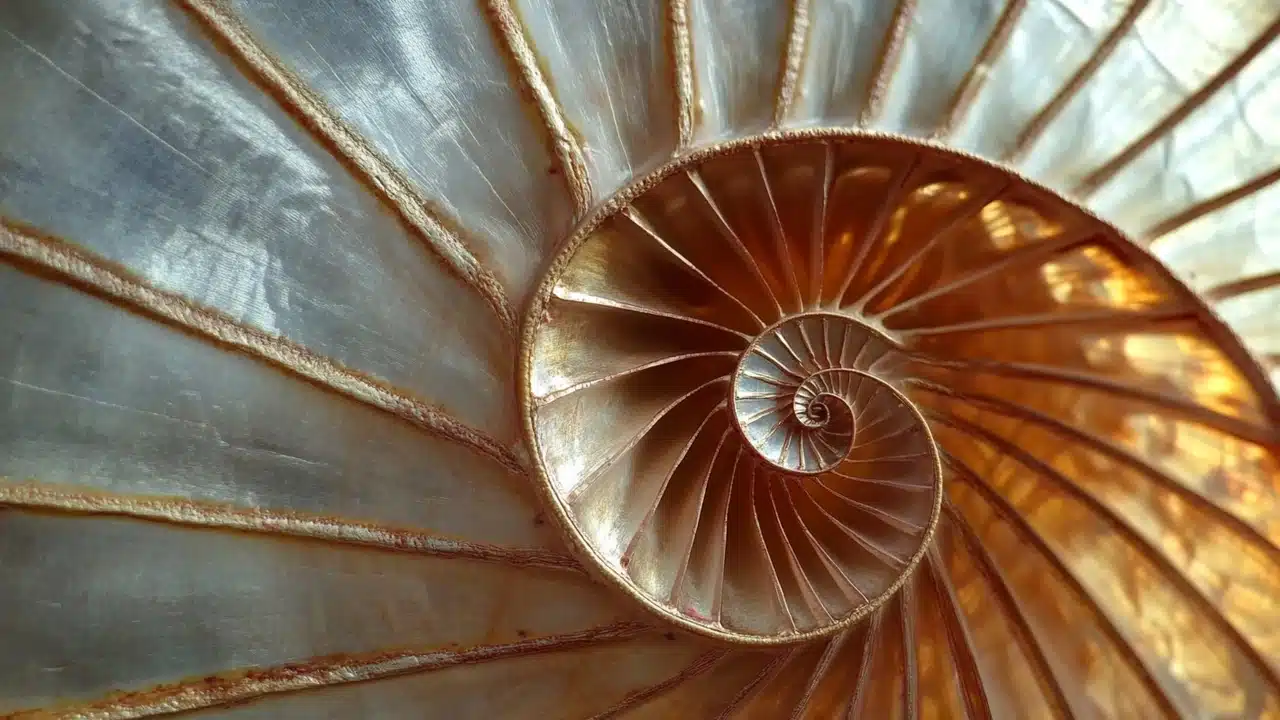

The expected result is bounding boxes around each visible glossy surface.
[3,0,1280,717]
[526,184,947,638]
[522,132,1280,711]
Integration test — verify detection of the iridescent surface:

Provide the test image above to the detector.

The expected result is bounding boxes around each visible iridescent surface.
[2,0,1280,717]
[523,132,1280,712]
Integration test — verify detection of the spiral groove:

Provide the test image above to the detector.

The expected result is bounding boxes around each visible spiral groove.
[521,132,1280,651]
[733,313,934,483]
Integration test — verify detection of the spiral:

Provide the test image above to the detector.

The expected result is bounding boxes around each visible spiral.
[522,131,1280,654]
[732,313,935,481]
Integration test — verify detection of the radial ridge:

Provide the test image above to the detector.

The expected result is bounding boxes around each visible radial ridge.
[522,131,1280,657]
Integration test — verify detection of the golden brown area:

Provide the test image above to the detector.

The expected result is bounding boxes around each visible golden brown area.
[519,129,1280,699]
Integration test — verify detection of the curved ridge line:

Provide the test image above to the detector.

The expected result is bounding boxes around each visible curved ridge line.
[746,464,799,632]
[933,412,1280,694]
[796,482,907,568]
[773,0,812,127]
[15,622,651,719]
[842,609,884,718]
[833,153,919,306]
[777,480,870,604]
[622,405,729,563]
[536,351,740,405]
[0,221,526,477]
[685,169,785,317]
[553,287,754,341]
[925,547,994,720]
[759,474,835,624]
[566,377,730,503]
[176,0,515,331]
[808,144,834,308]
[909,354,1277,447]
[860,0,917,126]
[755,147,806,312]
[944,504,1075,720]
[1073,15,1280,197]
[485,0,593,215]
[711,649,798,720]
[1143,166,1280,243]
[622,206,767,331]
[709,446,744,623]
[750,346,807,382]
[0,480,581,572]
[894,305,1194,338]
[668,0,696,149]
[943,453,1183,718]
[913,380,1280,562]
[668,429,733,607]
[932,0,1028,140]
[813,477,924,534]
[795,318,824,368]
[588,650,728,720]
[900,577,920,720]
[1198,269,1280,302]
[789,629,852,720]
[850,179,1008,313]
[844,604,885,717]
[873,225,1099,321]
[1006,0,1153,163]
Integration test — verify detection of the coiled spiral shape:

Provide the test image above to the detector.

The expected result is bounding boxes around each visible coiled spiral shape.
[732,313,934,479]
[523,131,1280,662]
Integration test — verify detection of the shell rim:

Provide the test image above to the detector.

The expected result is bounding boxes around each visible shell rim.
[518,128,1280,647]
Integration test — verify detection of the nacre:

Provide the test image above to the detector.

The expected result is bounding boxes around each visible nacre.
[3,1,1280,717]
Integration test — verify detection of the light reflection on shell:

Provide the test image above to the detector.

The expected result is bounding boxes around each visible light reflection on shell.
[2,1,1280,717]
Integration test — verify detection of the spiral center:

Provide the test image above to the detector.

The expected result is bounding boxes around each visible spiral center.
[807,400,829,425]
[523,136,961,644]
[732,312,908,475]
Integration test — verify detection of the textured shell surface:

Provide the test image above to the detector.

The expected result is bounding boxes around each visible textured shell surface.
[1,0,1279,718]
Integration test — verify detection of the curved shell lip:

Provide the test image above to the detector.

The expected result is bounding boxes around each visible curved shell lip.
[521,330,944,647]
[529,128,1280,426]
[727,360,947,625]
[518,127,1280,646]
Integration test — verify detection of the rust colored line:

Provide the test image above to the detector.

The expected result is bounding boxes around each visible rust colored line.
[898,306,1194,338]
[909,354,1276,447]
[943,453,1182,719]
[790,632,850,720]
[1006,0,1152,164]
[485,0,593,214]
[773,0,812,127]
[842,609,885,718]
[900,577,920,720]
[925,547,994,720]
[176,0,515,331]
[910,379,1280,566]
[587,649,727,719]
[711,650,796,720]
[1204,270,1280,303]
[669,0,695,148]
[0,220,526,477]
[0,480,580,572]
[15,622,651,719]
[945,504,1074,720]
[934,411,1280,695]
[860,0,916,126]
[1143,165,1280,243]
[933,0,1028,140]
[1074,16,1280,197]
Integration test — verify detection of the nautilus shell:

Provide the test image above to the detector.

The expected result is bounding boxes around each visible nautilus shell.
[2,0,1279,718]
